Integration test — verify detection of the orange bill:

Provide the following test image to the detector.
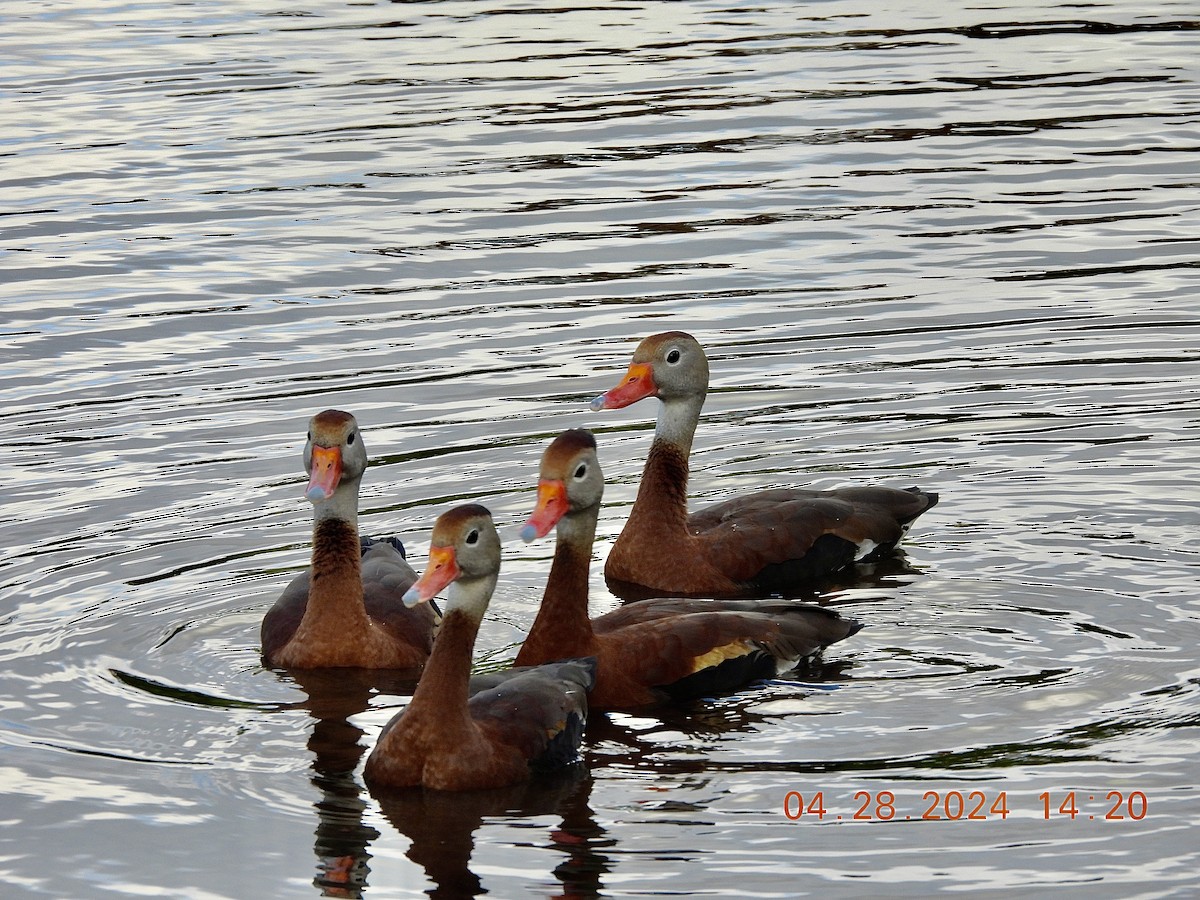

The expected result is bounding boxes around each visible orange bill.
[402,545,461,608]
[305,445,343,502]
[589,361,657,410]
[519,479,569,542]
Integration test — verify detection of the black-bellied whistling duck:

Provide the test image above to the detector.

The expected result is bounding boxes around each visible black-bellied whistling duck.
[261,410,435,669]
[590,332,938,600]
[364,505,595,791]
[514,429,862,709]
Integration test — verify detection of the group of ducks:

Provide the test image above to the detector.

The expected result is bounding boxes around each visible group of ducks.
[260,332,938,792]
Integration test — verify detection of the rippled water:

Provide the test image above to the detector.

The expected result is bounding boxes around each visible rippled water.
[3,1,1198,897]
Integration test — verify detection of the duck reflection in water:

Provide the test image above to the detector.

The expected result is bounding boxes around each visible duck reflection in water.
[281,661,607,896]
[372,771,604,899]
[277,649,857,895]
[284,667,418,897]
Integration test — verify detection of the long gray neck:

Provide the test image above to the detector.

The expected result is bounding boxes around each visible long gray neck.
[312,474,362,527]
[654,393,704,456]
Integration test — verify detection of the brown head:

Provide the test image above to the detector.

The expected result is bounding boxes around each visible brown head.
[520,429,604,542]
[403,504,501,618]
[590,331,710,411]
[303,409,367,503]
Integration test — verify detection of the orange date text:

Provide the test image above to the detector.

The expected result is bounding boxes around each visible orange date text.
[781,789,1148,822]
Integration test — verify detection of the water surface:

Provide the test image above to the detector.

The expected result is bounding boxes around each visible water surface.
[2,1,1198,897]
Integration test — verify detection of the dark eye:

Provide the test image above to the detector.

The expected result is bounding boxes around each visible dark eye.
[574,464,587,479]
[666,348,681,364]
[307,431,313,442]
[465,529,479,545]
[347,431,357,445]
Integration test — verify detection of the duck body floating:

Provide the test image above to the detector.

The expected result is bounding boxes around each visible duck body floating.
[592,332,938,600]
[261,410,434,670]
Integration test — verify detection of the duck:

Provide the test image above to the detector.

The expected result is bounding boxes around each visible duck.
[261,409,435,669]
[514,429,863,709]
[590,331,938,600]
[363,504,595,791]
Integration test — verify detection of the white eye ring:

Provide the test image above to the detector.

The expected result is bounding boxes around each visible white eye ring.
[573,464,587,480]
[666,348,682,364]
[465,529,479,545]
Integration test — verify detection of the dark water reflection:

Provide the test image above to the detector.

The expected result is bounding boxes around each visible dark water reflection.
[2,0,1199,896]
[373,774,604,900]
[287,667,610,898]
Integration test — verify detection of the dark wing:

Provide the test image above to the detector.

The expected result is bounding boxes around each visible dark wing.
[260,570,310,662]
[360,539,435,656]
[360,534,407,557]
[593,596,787,629]
[822,486,938,556]
[689,486,937,587]
[370,663,587,742]
[593,601,861,699]
[470,659,596,771]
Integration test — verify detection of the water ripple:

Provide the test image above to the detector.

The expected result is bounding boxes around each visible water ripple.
[1,0,1198,896]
